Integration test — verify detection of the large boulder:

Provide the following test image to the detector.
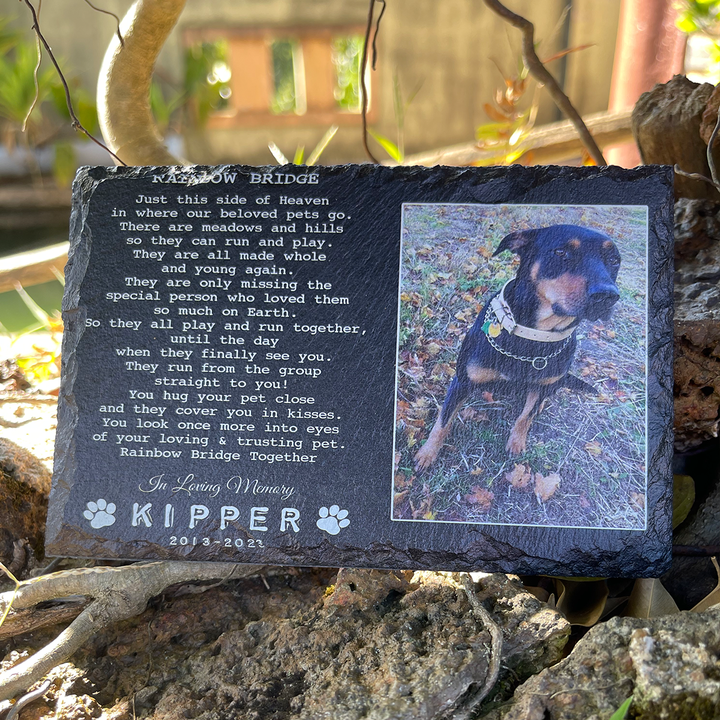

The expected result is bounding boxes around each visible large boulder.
[0,438,50,575]
[674,199,720,452]
[632,75,716,199]
[485,607,720,719]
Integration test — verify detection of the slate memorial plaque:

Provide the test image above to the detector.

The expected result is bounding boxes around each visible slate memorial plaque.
[47,164,674,577]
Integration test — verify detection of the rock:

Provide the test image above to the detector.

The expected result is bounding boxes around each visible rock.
[484,607,720,720]
[632,75,717,199]
[0,438,50,575]
[4,569,567,719]
[699,84,720,147]
[673,199,720,451]
[150,571,568,720]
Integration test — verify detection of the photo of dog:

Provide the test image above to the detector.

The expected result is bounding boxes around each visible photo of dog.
[393,204,647,530]
[414,224,622,469]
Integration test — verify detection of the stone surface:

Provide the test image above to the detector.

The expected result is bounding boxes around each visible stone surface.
[47,163,674,577]
[0,438,50,573]
[674,199,720,451]
[0,569,569,720]
[484,607,720,720]
[632,75,717,199]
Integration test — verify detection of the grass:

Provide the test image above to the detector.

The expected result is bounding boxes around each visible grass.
[393,204,647,530]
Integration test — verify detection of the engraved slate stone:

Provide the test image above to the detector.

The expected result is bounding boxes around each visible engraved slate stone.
[46,164,674,576]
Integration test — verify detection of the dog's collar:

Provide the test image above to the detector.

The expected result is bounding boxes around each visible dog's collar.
[489,280,576,343]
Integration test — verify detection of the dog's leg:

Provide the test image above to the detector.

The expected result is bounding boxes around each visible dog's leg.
[414,377,469,471]
[506,389,541,455]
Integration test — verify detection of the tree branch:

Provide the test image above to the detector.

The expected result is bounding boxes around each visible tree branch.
[97,0,187,165]
[360,0,381,164]
[483,0,606,166]
[0,562,262,700]
[21,0,127,165]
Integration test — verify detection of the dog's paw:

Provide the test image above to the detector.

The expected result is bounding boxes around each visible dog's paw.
[414,443,438,471]
[505,432,527,455]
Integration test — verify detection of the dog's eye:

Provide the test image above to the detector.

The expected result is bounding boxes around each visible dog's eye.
[554,248,567,258]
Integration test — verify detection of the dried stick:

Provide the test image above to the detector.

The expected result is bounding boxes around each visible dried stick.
[706,103,720,189]
[82,0,125,47]
[458,574,503,716]
[0,562,262,701]
[360,0,381,164]
[483,0,606,166]
[21,0,126,166]
[5,680,51,720]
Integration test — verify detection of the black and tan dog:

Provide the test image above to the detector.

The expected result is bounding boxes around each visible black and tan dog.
[414,224,621,470]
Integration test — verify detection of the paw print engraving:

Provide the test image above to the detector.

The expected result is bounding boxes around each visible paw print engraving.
[83,499,116,529]
[316,505,350,535]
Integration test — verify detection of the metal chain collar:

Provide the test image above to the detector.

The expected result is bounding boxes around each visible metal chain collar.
[482,305,573,371]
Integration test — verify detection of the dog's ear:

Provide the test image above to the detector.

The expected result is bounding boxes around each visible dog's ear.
[493,229,537,256]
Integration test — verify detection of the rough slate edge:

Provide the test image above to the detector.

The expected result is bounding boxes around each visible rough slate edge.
[45,168,96,551]
[46,164,675,577]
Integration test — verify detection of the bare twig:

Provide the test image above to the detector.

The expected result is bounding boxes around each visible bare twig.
[361,0,381,164]
[673,164,720,192]
[5,679,51,720]
[707,104,720,188]
[22,0,42,134]
[458,573,503,715]
[20,0,127,166]
[483,0,606,166]
[82,0,124,47]
[0,562,264,700]
[371,0,386,69]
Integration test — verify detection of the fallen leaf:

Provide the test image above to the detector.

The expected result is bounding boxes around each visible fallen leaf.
[625,578,679,618]
[470,467,484,476]
[692,557,720,612]
[534,472,561,502]
[556,578,609,626]
[464,486,494,511]
[585,440,603,456]
[673,474,695,529]
[506,463,533,489]
[630,492,645,511]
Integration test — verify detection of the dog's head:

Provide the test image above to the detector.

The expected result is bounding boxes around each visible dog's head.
[494,224,622,322]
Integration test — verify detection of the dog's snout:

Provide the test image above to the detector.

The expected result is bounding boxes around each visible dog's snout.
[586,284,620,319]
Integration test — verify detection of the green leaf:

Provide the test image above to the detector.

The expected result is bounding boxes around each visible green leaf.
[367,128,403,162]
[672,474,695,528]
[609,696,633,720]
[475,121,511,141]
[306,124,338,166]
[292,145,305,165]
[268,141,289,165]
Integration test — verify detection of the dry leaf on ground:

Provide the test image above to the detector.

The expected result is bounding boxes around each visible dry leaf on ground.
[464,486,494,511]
[534,472,561,502]
[506,463,533,489]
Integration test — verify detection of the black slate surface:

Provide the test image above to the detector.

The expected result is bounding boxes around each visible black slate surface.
[46,164,674,576]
